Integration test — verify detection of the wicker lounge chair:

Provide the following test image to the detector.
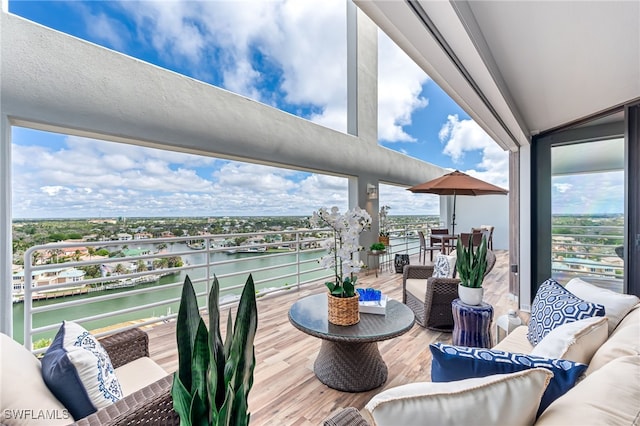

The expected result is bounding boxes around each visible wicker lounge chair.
[72,328,179,426]
[402,249,496,331]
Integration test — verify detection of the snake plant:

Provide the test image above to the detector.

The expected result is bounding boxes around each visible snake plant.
[172,274,257,426]
[455,235,488,288]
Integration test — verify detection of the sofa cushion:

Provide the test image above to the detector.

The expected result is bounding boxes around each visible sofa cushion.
[587,304,640,375]
[114,356,168,396]
[0,333,71,425]
[41,321,123,420]
[530,316,608,364]
[432,254,456,278]
[430,343,587,416]
[364,368,552,426]
[536,355,640,425]
[528,278,605,346]
[492,325,534,354]
[565,277,639,334]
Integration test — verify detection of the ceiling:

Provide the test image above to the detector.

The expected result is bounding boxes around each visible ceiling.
[354,0,640,151]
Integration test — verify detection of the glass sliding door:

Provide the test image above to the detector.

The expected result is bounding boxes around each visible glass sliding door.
[550,139,625,292]
[530,108,640,299]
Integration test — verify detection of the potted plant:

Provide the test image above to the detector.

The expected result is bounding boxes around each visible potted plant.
[369,242,386,253]
[455,236,488,305]
[310,206,371,325]
[378,205,391,246]
[171,274,257,426]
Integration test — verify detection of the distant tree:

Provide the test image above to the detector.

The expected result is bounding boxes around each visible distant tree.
[136,260,147,272]
[167,256,183,268]
[96,248,110,256]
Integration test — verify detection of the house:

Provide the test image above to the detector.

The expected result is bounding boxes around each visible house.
[12,266,86,294]
[0,0,638,338]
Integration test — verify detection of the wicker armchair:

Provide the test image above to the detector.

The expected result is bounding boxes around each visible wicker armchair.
[73,328,179,426]
[402,250,496,331]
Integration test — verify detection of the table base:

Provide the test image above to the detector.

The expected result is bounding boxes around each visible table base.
[314,340,387,392]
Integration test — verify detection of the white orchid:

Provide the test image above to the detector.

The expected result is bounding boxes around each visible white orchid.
[310,206,372,297]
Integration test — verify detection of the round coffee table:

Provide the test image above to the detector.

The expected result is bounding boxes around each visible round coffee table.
[288,293,414,392]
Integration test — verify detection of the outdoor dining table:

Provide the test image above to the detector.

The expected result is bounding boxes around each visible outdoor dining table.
[430,233,458,254]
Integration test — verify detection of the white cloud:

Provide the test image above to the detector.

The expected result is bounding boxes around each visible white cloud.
[439,115,509,188]
[378,31,429,142]
[553,183,573,193]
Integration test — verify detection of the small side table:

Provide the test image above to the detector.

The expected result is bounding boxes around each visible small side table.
[367,251,387,277]
[451,299,493,348]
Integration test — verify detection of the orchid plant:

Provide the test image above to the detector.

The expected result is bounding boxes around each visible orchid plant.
[379,205,391,237]
[310,206,372,298]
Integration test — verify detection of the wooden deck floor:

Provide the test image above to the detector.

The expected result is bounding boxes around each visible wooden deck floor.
[145,250,516,425]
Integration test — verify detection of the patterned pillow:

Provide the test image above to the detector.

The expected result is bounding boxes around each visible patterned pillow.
[528,278,605,346]
[432,254,456,278]
[430,343,587,417]
[41,321,123,420]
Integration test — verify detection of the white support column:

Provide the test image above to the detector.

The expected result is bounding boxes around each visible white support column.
[0,114,12,336]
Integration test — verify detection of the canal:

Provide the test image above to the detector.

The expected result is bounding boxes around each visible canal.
[13,245,330,344]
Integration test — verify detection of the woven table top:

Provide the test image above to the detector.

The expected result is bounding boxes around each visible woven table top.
[289,293,415,343]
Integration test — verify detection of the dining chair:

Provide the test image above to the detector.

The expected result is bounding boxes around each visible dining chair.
[459,232,483,248]
[480,225,495,250]
[418,230,439,264]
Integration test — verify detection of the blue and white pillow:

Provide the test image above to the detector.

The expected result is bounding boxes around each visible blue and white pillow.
[430,343,587,417]
[432,254,456,278]
[41,321,123,420]
[528,279,605,345]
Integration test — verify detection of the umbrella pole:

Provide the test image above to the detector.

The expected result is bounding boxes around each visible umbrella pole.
[452,192,456,235]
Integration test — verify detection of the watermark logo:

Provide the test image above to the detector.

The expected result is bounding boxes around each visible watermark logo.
[3,409,71,421]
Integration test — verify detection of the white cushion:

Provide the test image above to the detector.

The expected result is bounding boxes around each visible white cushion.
[363,368,553,426]
[1,333,71,425]
[115,356,168,396]
[41,321,123,420]
[432,254,456,278]
[565,277,640,335]
[405,278,426,302]
[587,305,640,375]
[530,316,608,364]
[493,326,534,354]
[536,355,640,425]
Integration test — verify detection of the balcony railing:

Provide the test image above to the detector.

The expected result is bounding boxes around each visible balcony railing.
[551,224,624,292]
[17,225,429,351]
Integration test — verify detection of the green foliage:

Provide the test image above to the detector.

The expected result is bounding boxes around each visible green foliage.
[172,275,258,426]
[369,242,386,251]
[455,236,488,288]
[325,275,357,298]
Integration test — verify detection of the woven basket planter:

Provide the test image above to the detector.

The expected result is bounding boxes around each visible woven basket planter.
[378,236,390,246]
[327,294,360,326]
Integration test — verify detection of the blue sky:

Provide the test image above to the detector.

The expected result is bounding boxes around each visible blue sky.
[12,0,614,219]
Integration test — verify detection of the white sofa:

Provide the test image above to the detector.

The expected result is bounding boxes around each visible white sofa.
[324,278,640,426]
[0,328,170,426]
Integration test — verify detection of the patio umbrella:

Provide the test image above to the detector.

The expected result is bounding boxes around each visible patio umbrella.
[408,170,508,235]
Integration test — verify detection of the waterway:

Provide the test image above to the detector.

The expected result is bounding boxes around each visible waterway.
[13,243,331,344]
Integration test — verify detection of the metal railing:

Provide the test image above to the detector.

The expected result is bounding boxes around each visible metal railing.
[551,224,624,291]
[18,225,428,351]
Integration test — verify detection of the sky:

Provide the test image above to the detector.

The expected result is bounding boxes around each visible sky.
[8,0,620,219]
